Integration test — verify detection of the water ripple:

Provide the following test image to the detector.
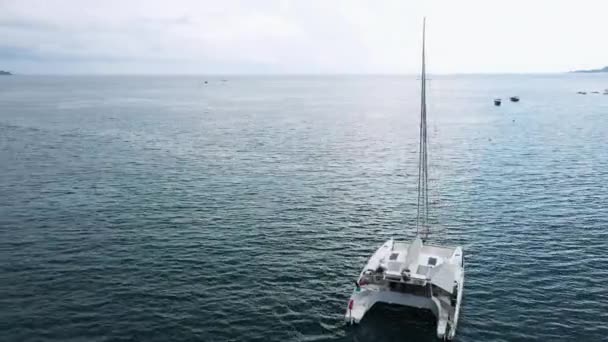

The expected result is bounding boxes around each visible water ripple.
[1,75,608,341]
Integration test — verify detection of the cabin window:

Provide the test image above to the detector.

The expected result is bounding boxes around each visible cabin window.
[427,257,437,266]
[389,253,399,261]
[391,283,428,296]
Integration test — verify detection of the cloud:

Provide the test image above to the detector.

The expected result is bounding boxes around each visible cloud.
[0,0,607,74]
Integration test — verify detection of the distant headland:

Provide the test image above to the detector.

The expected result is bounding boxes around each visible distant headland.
[0,70,12,75]
[572,66,608,73]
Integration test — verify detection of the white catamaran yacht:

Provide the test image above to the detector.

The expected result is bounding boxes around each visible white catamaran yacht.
[344,19,464,341]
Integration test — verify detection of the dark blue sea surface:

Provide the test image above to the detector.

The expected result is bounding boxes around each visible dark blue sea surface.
[1,74,608,341]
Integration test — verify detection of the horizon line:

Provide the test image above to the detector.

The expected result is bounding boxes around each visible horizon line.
[1,71,586,77]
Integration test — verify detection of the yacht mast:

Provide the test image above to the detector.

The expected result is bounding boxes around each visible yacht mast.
[416,18,430,240]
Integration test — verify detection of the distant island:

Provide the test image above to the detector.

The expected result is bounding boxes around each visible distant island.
[0,70,12,75]
[572,66,608,73]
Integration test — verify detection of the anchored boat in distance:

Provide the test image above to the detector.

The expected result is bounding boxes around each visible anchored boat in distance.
[344,18,464,341]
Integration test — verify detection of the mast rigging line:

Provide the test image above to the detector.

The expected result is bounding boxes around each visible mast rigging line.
[415,17,430,241]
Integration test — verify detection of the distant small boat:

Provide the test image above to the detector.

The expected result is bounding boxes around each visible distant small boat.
[510,96,520,102]
[577,91,587,95]
[204,81,208,84]
[494,99,502,106]
[591,91,600,94]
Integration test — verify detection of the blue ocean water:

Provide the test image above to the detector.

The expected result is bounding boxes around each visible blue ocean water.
[1,74,607,341]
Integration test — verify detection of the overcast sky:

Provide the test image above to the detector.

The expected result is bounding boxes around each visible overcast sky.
[1,0,606,74]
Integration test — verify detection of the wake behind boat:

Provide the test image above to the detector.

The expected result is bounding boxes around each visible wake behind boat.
[344,19,464,341]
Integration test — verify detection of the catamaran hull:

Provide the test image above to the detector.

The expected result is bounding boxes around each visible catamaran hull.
[345,284,463,340]
[345,238,464,341]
